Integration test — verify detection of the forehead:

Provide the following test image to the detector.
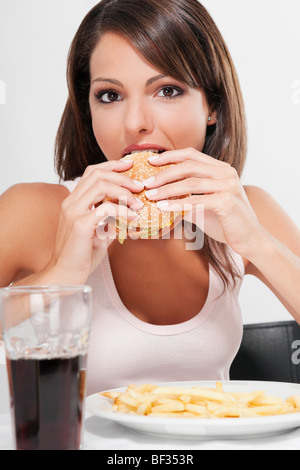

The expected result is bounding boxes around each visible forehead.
[90,31,161,80]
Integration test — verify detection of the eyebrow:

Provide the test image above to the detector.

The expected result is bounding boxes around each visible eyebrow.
[91,74,167,87]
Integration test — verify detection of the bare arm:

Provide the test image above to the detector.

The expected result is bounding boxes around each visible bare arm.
[0,183,68,288]
[0,160,142,288]
[143,148,300,323]
[244,186,300,321]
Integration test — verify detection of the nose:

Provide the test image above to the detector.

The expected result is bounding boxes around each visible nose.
[124,97,154,136]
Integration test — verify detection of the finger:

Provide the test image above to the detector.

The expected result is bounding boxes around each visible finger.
[156,192,232,214]
[71,201,139,239]
[94,201,140,242]
[67,181,145,216]
[144,160,236,190]
[82,159,133,179]
[148,148,227,168]
[95,221,117,242]
[145,177,239,201]
[71,159,134,200]
[72,167,143,203]
[61,199,140,253]
[94,201,140,226]
[154,196,207,232]
[155,196,202,215]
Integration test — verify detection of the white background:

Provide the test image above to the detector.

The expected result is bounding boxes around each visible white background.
[0,0,299,324]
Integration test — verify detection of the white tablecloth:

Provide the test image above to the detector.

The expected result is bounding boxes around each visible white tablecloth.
[1,410,300,450]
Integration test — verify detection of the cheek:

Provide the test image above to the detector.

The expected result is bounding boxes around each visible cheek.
[91,115,104,147]
[167,109,207,151]
[90,110,119,160]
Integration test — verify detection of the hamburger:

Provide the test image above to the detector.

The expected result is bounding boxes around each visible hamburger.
[105,151,187,244]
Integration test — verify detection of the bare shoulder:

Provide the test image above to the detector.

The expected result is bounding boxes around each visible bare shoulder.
[1,181,69,203]
[0,182,69,286]
[243,185,300,271]
[0,182,68,221]
[243,185,300,238]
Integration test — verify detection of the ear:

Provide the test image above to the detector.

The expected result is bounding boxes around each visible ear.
[207,110,217,126]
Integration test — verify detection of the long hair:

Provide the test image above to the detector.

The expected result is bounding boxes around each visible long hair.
[55,0,247,290]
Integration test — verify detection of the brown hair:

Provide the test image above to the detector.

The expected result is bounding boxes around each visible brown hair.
[55,0,247,290]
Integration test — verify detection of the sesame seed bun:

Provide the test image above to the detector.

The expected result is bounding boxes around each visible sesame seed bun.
[105,151,186,243]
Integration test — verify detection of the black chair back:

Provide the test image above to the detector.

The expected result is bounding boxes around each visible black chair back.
[230,321,300,383]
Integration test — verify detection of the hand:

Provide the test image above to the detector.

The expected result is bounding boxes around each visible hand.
[49,159,143,283]
[144,148,262,257]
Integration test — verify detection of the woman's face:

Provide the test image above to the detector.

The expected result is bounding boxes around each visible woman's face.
[89,32,215,160]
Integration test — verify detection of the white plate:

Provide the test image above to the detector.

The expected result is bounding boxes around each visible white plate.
[86,380,300,439]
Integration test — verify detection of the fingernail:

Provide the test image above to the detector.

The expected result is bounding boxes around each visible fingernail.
[130,197,144,210]
[143,176,155,187]
[133,179,144,189]
[145,189,158,198]
[157,200,170,211]
[148,155,160,162]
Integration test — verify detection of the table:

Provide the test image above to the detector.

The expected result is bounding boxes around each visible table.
[83,413,300,450]
[1,409,300,450]
[1,357,300,450]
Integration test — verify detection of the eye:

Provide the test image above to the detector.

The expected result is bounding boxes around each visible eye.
[157,85,184,99]
[95,90,122,103]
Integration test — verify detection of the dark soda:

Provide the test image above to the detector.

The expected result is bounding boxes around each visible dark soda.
[6,354,87,450]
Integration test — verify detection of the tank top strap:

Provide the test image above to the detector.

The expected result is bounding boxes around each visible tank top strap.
[60,177,80,193]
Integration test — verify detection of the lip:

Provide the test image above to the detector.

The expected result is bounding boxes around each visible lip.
[122,144,168,157]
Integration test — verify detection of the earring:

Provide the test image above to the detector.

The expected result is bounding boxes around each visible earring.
[208,116,212,121]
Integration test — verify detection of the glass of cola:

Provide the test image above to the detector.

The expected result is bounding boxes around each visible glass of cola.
[0,285,92,450]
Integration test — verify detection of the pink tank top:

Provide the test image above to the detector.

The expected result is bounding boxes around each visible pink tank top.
[62,179,244,395]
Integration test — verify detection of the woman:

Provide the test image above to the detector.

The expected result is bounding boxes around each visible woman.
[1,0,300,394]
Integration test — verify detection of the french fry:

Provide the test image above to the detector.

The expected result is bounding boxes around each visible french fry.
[150,412,199,418]
[185,403,209,416]
[286,395,300,409]
[250,395,284,406]
[211,406,245,418]
[151,400,185,413]
[237,391,265,405]
[100,390,121,400]
[249,404,294,416]
[137,399,153,415]
[100,382,300,419]
[115,395,138,408]
[149,386,237,403]
[135,384,157,394]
